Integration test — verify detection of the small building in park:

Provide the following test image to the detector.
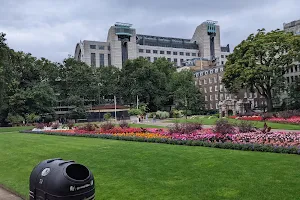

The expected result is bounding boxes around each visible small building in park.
[87,105,130,122]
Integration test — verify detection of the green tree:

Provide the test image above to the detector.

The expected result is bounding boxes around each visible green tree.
[222,29,300,111]
[170,70,205,114]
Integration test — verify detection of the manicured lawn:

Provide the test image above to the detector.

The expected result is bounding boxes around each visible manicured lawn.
[171,117,300,130]
[74,122,165,129]
[1,128,300,199]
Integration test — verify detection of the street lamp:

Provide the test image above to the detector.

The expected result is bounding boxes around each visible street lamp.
[98,83,102,121]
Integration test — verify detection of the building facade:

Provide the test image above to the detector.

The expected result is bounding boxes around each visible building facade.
[75,21,229,68]
[283,19,300,86]
[194,65,266,111]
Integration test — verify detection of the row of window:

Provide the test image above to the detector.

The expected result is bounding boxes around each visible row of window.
[200,85,224,93]
[286,75,299,83]
[140,56,186,64]
[287,65,300,74]
[221,55,229,58]
[90,53,111,67]
[194,68,224,77]
[90,45,108,50]
[138,49,198,56]
[198,77,222,85]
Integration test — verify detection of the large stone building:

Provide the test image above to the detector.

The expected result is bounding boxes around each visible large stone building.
[74,21,230,68]
[193,64,266,112]
[283,19,300,85]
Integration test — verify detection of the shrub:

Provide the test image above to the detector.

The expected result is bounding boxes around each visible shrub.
[156,111,170,119]
[100,122,115,131]
[119,120,129,129]
[168,122,202,134]
[278,110,300,119]
[84,123,96,131]
[7,113,24,126]
[261,113,273,120]
[104,113,112,121]
[236,120,255,133]
[214,119,235,135]
[128,109,142,116]
[35,123,45,129]
[51,122,60,129]
[67,120,75,129]
[25,113,40,123]
[170,109,183,118]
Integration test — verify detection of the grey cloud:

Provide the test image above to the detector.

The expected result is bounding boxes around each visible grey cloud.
[0,0,299,62]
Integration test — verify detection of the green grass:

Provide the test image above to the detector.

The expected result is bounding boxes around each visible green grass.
[74,122,165,128]
[0,126,33,133]
[171,117,300,130]
[1,127,300,199]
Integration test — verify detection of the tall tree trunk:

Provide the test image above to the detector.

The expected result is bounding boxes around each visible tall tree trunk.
[266,97,273,112]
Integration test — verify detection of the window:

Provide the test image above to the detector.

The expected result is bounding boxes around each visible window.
[291,76,294,82]
[295,65,298,72]
[180,59,184,64]
[167,58,171,62]
[210,70,213,74]
[186,52,190,56]
[226,55,228,58]
[153,50,158,54]
[204,88,207,93]
[180,52,184,55]
[209,86,212,92]
[192,53,196,56]
[205,96,208,101]
[167,51,171,55]
[210,95,213,100]
[174,58,178,63]
[220,85,223,92]
[146,49,151,53]
[221,61,224,65]
[90,45,96,49]
[287,77,290,84]
[154,57,158,61]
[204,79,207,84]
[91,53,96,67]
[216,103,219,109]
[215,85,218,91]
[220,68,224,72]
[99,53,104,66]
[220,94,224,100]
[291,67,294,73]
[139,49,144,53]
[199,80,202,85]
[215,94,218,100]
[108,54,111,66]
[173,52,178,55]
[160,51,164,54]
[99,45,105,50]
[214,77,217,83]
[221,55,224,58]
[146,57,150,61]
[205,71,208,75]
[209,78,212,83]
[215,68,219,73]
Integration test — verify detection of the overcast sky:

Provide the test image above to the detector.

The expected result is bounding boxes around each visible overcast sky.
[1,0,299,62]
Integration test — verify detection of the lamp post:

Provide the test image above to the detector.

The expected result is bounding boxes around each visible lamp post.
[98,83,102,121]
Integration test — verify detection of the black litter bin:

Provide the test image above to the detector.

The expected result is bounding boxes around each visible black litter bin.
[29,158,95,200]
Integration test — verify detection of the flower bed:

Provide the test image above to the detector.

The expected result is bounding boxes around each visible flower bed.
[22,126,300,155]
[231,115,300,125]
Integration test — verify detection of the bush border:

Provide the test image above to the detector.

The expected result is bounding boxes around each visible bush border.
[20,130,300,155]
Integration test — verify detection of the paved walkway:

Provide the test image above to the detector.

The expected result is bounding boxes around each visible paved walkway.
[0,186,23,200]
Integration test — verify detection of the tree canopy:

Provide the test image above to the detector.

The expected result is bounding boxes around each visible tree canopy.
[222,29,300,111]
[0,33,205,125]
